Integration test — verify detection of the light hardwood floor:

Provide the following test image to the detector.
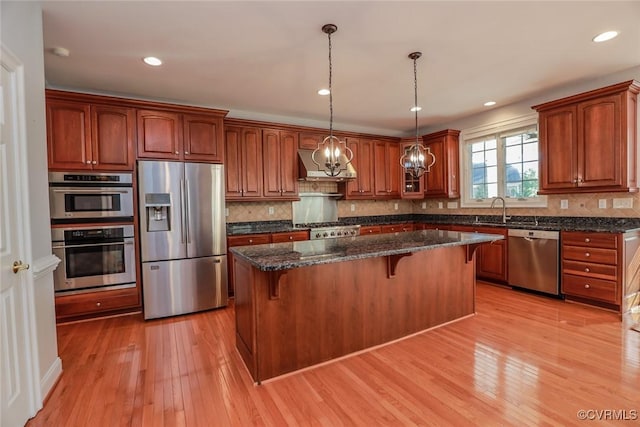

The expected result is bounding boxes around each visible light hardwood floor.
[28,283,639,426]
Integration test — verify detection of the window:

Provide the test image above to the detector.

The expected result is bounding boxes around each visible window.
[461,114,546,207]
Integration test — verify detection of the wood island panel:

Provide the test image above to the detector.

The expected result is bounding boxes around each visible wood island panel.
[234,244,476,382]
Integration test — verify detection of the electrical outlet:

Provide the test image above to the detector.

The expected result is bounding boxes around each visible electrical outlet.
[438,202,444,209]
[350,203,355,212]
[560,199,569,209]
[598,199,607,209]
[421,202,427,209]
[613,198,633,209]
[394,202,399,210]
[268,206,274,215]
[447,201,458,209]
[225,208,229,216]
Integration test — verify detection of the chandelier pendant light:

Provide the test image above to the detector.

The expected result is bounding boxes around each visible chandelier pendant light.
[311,24,354,177]
[400,51,436,178]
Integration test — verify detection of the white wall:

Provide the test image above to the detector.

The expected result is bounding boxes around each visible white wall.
[1,0,61,401]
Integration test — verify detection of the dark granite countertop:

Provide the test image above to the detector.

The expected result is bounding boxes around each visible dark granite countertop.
[229,229,502,271]
[227,215,640,236]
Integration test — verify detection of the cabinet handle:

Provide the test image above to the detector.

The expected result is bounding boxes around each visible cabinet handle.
[572,178,577,183]
[578,178,583,183]
[175,151,179,154]
[185,151,190,155]
[92,160,97,165]
[585,267,590,272]
[96,302,102,307]
[585,238,590,243]
[289,236,293,240]
[585,252,590,257]
[248,239,253,243]
[584,284,590,289]
[86,160,91,164]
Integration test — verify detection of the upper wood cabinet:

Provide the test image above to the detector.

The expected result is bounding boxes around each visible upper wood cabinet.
[373,140,401,198]
[299,132,323,150]
[341,137,375,199]
[137,110,224,163]
[422,129,460,198]
[262,129,299,199]
[400,139,425,199]
[225,126,263,200]
[47,99,135,171]
[533,80,639,194]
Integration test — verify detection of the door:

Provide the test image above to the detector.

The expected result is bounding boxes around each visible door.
[1,47,37,427]
[185,163,226,257]
[138,161,186,261]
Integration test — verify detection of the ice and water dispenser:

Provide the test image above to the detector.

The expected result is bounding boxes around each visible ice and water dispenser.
[144,193,171,232]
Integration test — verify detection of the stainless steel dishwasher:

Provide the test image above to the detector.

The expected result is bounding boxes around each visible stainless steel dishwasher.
[508,229,560,295]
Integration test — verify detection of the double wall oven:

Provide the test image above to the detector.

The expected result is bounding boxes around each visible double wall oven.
[49,172,136,295]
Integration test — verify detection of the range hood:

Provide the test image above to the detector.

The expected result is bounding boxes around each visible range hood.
[297,149,357,181]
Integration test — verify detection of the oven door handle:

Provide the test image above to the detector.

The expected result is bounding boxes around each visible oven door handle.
[52,241,133,249]
[52,189,130,194]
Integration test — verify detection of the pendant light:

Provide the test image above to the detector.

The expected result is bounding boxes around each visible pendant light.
[400,51,435,178]
[311,24,353,177]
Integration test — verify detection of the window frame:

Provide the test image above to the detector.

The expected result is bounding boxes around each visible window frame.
[460,113,547,208]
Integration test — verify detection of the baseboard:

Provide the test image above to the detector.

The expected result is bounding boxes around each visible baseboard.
[40,356,62,403]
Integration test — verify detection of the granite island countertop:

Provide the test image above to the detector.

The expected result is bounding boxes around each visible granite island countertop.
[229,229,502,271]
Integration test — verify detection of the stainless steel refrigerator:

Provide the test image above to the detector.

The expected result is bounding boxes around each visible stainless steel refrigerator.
[138,160,228,319]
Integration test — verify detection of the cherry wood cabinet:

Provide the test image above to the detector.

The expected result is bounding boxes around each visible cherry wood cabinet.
[137,111,224,162]
[359,225,382,235]
[534,80,639,194]
[227,230,309,295]
[225,126,263,200]
[341,137,375,199]
[47,99,135,171]
[373,140,401,198]
[262,129,299,199]
[55,287,140,323]
[380,223,414,233]
[423,129,460,198]
[400,139,426,199]
[299,132,323,150]
[559,230,640,313]
[450,225,508,283]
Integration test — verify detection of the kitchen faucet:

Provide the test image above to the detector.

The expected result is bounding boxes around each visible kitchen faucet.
[490,196,511,224]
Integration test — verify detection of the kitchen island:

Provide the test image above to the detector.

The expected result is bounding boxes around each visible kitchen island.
[230,230,502,383]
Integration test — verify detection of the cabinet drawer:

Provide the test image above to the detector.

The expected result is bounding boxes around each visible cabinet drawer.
[55,288,139,320]
[562,274,618,303]
[271,231,309,243]
[227,234,271,246]
[562,245,617,265]
[562,260,617,281]
[381,224,414,233]
[562,232,617,249]
[360,226,382,235]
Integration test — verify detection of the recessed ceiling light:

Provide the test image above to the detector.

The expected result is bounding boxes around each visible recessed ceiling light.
[593,31,619,43]
[318,88,330,96]
[143,56,162,66]
[484,101,497,107]
[410,106,422,112]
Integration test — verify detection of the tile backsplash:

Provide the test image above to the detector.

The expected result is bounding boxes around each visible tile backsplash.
[226,186,640,223]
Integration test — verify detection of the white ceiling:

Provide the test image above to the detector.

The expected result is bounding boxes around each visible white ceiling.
[41,1,640,137]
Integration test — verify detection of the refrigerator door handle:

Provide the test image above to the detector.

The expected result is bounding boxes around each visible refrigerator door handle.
[180,179,187,243]
[185,179,191,243]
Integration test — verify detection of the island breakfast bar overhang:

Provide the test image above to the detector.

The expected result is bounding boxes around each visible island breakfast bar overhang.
[230,230,503,383]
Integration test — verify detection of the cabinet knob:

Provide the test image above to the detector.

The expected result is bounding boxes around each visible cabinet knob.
[175,151,179,154]
[92,160,97,165]
[185,151,190,155]
[584,284,590,289]
[86,160,91,164]
[96,302,102,307]
[585,238,590,243]
[585,267,590,272]
[289,236,293,240]
[572,178,578,183]
[248,239,253,243]
[585,252,590,257]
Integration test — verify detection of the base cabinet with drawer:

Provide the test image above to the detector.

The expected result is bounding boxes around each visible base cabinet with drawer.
[227,231,309,295]
[55,287,140,323]
[561,230,640,313]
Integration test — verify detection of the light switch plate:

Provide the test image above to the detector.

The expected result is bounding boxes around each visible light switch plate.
[613,198,633,209]
[350,203,355,212]
[560,199,569,209]
[421,202,427,209]
[447,201,458,209]
[394,203,398,210]
[225,208,229,217]
[438,202,444,209]
[598,199,607,209]
[268,206,274,215]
